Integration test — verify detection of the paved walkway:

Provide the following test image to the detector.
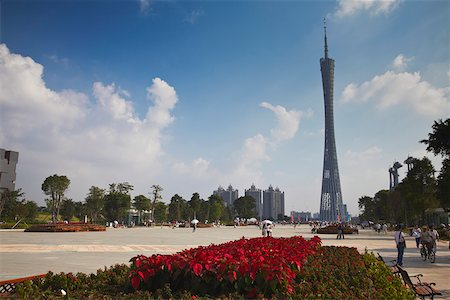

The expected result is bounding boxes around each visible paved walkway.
[1,225,449,298]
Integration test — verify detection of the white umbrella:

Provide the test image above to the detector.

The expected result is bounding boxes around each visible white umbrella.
[191,219,199,224]
[261,220,272,225]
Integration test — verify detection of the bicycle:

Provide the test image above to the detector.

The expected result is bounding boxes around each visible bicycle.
[420,243,435,263]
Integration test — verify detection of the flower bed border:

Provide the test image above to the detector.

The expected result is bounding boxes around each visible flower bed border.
[24,223,106,232]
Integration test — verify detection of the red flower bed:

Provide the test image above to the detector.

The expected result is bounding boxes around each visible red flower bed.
[130,236,321,298]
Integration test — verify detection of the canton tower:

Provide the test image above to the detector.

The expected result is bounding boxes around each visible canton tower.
[319,19,344,222]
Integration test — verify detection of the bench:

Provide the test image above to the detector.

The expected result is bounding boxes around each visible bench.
[397,266,442,299]
[0,274,47,294]
[376,253,400,276]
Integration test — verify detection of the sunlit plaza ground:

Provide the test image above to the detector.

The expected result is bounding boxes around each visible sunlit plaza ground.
[1,225,449,298]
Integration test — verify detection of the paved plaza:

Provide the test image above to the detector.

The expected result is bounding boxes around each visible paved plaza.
[1,225,449,298]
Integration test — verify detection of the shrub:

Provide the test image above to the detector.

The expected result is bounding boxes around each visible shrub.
[11,236,413,299]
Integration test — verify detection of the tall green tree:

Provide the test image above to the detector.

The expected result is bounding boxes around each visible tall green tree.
[233,195,256,219]
[104,183,132,222]
[60,199,76,221]
[397,157,438,225]
[189,193,202,219]
[133,195,150,224]
[85,186,105,223]
[421,118,450,208]
[149,185,163,222]
[421,118,450,157]
[41,174,70,223]
[168,194,185,221]
[0,189,37,222]
[153,201,168,223]
[208,194,225,222]
[436,159,450,209]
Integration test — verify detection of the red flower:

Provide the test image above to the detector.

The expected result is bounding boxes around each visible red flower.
[192,263,203,276]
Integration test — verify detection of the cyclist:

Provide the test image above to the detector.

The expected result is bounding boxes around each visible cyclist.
[420,226,433,257]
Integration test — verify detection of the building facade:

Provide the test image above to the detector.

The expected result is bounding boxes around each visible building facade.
[0,148,19,193]
[245,184,262,219]
[319,20,345,222]
[291,211,312,223]
[262,185,285,220]
[213,185,238,207]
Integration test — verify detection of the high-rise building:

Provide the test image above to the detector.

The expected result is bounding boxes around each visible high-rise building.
[0,148,19,193]
[245,184,262,219]
[262,185,285,220]
[319,20,345,222]
[213,184,238,207]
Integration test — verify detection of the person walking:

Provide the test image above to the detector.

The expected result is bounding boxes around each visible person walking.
[412,225,422,248]
[394,224,406,266]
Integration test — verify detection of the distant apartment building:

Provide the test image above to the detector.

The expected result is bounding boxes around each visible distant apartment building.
[262,185,285,220]
[290,211,312,222]
[245,184,262,219]
[0,148,19,193]
[213,184,238,207]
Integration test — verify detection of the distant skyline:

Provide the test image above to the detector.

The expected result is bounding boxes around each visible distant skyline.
[0,0,449,216]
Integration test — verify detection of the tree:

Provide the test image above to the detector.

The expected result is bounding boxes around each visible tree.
[0,189,24,220]
[189,193,202,219]
[436,159,450,209]
[104,183,132,222]
[397,157,438,225]
[421,118,450,208]
[153,201,168,223]
[133,195,150,224]
[233,195,256,219]
[41,174,70,223]
[208,194,225,222]
[168,194,184,221]
[421,118,450,157]
[149,185,163,222]
[60,199,76,221]
[85,186,105,223]
[0,189,38,222]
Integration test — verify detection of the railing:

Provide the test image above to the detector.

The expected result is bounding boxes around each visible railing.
[0,274,47,294]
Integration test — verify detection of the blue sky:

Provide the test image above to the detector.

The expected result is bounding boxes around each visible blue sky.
[1,0,449,216]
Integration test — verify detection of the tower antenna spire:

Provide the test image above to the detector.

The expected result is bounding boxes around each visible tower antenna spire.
[324,17,328,58]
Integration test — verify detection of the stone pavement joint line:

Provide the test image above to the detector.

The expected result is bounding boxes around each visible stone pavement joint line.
[0,244,196,253]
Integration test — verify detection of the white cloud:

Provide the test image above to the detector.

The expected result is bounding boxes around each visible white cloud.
[391,54,413,71]
[173,158,210,178]
[335,0,402,17]
[0,44,87,141]
[48,54,70,68]
[341,70,450,116]
[139,0,151,14]
[93,82,139,125]
[146,78,178,129]
[346,146,383,161]
[184,10,205,24]
[260,102,309,142]
[0,43,178,202]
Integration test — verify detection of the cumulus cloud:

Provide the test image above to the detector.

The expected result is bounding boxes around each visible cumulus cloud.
[391,54,413,71]
[0,43,178,202]
[146,78,178,128]
[173,158,210,177]
[139,0,151,14]
[0,44,87,141]
[184,10,205,24]
[335,0,402,17]
[341,70,449,116]
[260,102,310,142]
[346,146,383,161]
